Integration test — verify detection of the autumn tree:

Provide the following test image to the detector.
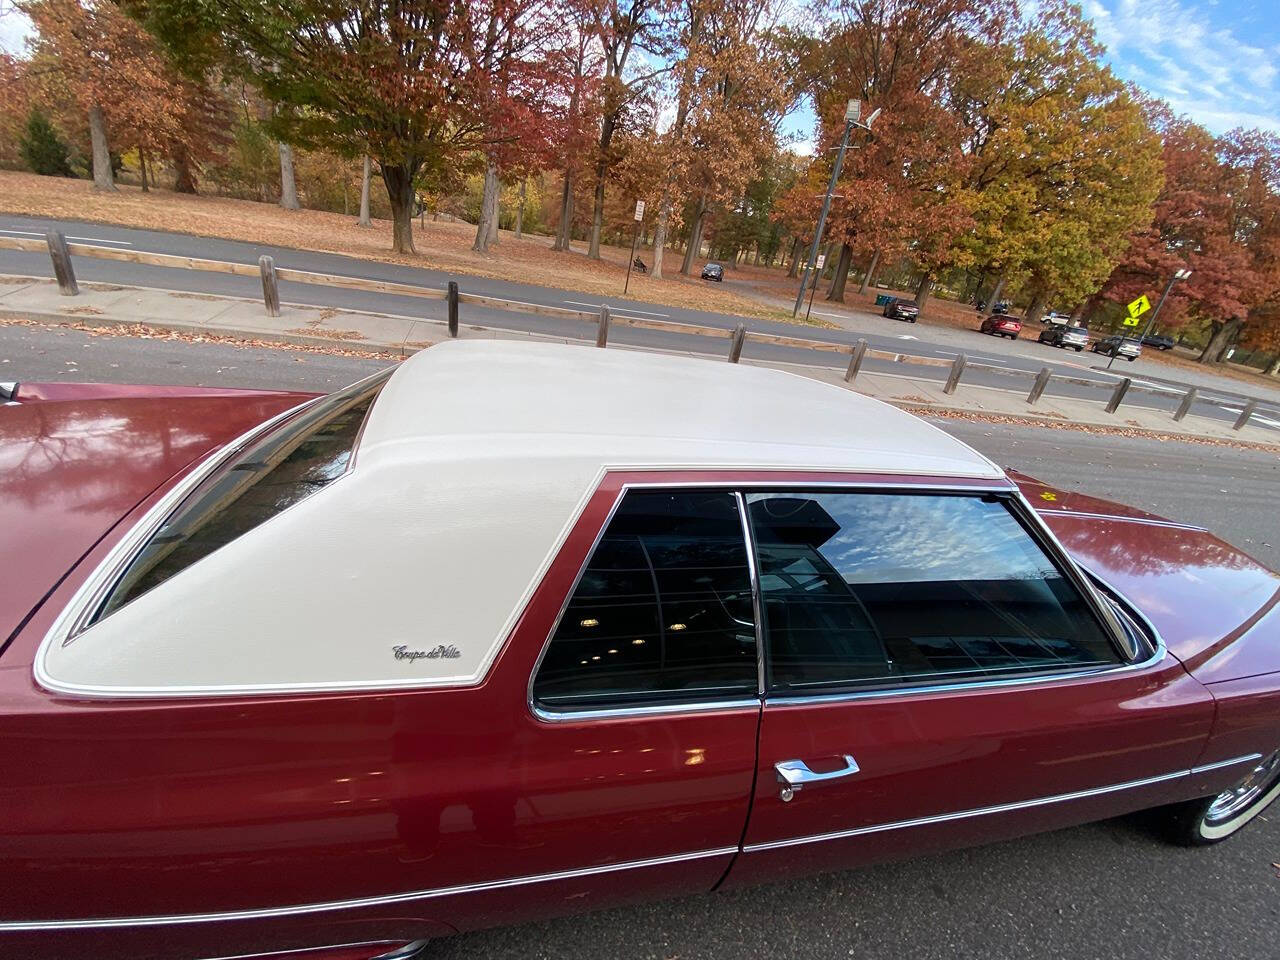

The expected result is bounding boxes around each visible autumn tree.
[19,0,174,190]
[549,3,604,251]
[584,0,672,259]
[133,0,495,253]
[957,2,1162,321]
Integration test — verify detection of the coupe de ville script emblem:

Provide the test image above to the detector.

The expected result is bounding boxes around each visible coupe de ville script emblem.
[393,644,461,663]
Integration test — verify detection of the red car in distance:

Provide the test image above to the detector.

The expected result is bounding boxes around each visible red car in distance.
[980,313,1023,339]
[1,342,1278,960]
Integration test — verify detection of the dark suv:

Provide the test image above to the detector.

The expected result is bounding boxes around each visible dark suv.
[1142,333,1176,351]
[700,263,724,282]
[1037,324,1089,352]
[882,298,919,323]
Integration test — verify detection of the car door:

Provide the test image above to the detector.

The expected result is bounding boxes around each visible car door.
[726,487,1215,888]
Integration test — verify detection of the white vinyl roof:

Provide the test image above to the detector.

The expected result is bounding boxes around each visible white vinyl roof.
[357,339,1002,479]
[38,340,1003,699]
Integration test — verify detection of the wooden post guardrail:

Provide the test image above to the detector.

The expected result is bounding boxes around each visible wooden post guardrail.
[845,339,868,382]
[1233,399,1257,431]
[259,256,280,317]
[727,324,746,363]
[447,281,459,337]
[596,305,610,348]
[1173,387,1197,422]
[47,230,78,296]
[1027,367,1052,405]
[943,354,966,395]
[1105,378,1131,414]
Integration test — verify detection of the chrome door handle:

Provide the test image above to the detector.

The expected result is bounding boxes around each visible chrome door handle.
[774,755,860,802]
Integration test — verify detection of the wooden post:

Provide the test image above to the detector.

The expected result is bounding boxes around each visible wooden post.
[844,339,868,382]
[943,354,966,395]
[1105,378,1131,414]
[258,255,280,317]
[447,281,459,337]
[596,305,610,348]
[47,230,78,296]
[727,324,746,363]
[1027,367,1052,405]
[1173,387,1197,422]
[1233,399,1258,431]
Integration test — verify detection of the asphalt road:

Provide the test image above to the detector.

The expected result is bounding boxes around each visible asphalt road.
[3,214,1278,431]
[3,325,1277,959]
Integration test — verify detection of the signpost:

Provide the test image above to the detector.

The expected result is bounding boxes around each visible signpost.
[1107,270,1191,368]
[623,200,646,294]
[805,252,828,320]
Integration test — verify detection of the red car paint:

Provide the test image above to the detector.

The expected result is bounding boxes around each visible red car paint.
[1,391,1278,960]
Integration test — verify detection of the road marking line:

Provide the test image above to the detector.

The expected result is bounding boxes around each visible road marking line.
[896,334,918,340]
[0,228,132,247]
[563,299,669,318]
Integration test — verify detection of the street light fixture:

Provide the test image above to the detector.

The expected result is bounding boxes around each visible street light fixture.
[792,99,882,318]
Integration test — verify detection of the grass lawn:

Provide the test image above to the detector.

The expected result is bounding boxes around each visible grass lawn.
[0,171,827,328]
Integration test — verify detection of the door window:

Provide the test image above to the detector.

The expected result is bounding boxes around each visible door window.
[533,490,758,710]
[745,492,1121,692]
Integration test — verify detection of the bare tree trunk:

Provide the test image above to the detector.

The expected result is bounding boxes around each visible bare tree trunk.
[381,164,417,254]
[1199,318,1243,363]
[87,104,115,192]
[1023,289,1048,326]
[826,243,854,301]
[986,272,1007,311]
[858,249,882,293]
[680,197,707,275]
[914,271,934,309]
[138,145,149,192]
[172,144,197,194]
[473,160,500,252]
[786,237,802,278]
[278,142,300,210]
[358,156,373,227]
[487,175,500,246]
[587,175,605,259]
[651,195,672,279]
[553,172,573,251]
[514,180,525,239]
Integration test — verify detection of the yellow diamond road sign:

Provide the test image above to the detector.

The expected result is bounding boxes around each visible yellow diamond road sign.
[1127,294,1151,319]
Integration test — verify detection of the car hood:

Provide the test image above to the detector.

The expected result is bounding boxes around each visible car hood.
[0,384,314,649]
[1012,470,1280,683]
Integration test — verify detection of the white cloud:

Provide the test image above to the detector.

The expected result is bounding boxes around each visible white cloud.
[1083,0,1280,134]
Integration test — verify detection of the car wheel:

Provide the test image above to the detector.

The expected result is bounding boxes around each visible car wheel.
[1127,356,1136,362]
[909,318,916,323]
[1162,750,1280,845]
[1075,347,1083,352]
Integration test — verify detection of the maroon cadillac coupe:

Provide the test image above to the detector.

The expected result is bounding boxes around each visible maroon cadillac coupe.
[2,340,1278,960]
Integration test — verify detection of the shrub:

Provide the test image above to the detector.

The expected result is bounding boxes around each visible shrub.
[19,109,74,177]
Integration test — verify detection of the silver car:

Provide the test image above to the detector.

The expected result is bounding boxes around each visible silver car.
[1091,336,1142,361]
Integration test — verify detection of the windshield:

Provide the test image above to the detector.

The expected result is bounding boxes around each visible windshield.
[91,369,392,624]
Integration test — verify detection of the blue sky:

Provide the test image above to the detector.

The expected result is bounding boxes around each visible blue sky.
[3,0,1277,141]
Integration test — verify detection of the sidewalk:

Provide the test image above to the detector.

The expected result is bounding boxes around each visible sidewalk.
[2,274,1277,450]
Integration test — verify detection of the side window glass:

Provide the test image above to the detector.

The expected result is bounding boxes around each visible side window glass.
[533,490,757,710]
[746,492,1120,692]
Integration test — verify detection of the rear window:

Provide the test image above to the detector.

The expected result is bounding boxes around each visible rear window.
[91,371,390,623]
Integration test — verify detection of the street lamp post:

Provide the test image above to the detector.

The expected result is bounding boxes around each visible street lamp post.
[792,100,881,318]
[1107,267,1192,369]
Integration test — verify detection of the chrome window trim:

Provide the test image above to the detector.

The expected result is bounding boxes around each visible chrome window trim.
[0,846,737,931]
[528,483,766,723]
[735,490,768,697]
[1036,508,1207,533]
[526,477,1169,721]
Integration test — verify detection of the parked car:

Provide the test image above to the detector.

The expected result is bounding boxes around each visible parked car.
[975,299,1011,314]
[980,313,1023,339]
[1042,312,1074,327]
[1093,335,1143,361]
[1037,324,1090,352]
[4,340,1279,960]
[1143,333,1176,351]
[701,262,724,281]
[882,297,919,322]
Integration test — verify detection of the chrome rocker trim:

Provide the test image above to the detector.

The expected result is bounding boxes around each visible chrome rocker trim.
[4,755,1261,933]
[0,847,738,931]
